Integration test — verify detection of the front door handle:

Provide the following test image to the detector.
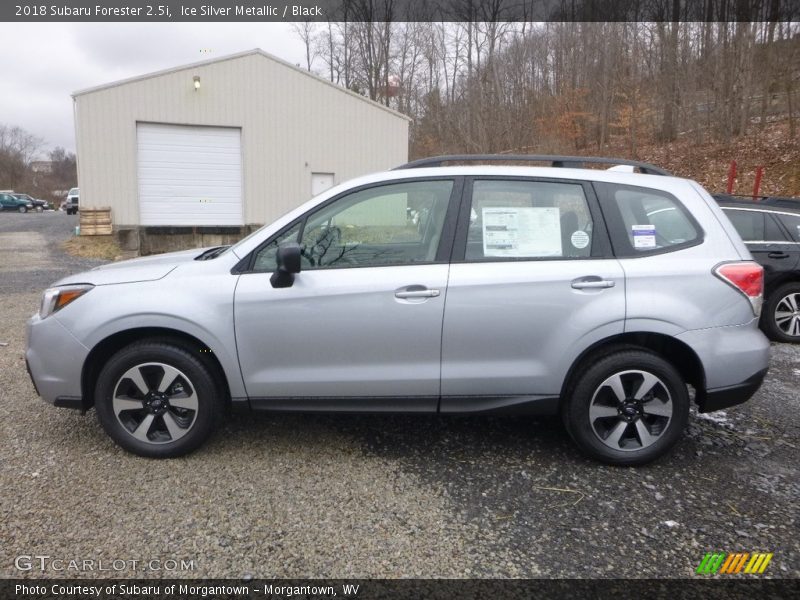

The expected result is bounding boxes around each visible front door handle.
[571,277,616,290]
[768,251,790,259]
[395,288,441,299]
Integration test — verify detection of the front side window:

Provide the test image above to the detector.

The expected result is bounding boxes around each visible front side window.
[464,180,594,260]
[252,222,302,272]
[252,180,453,271]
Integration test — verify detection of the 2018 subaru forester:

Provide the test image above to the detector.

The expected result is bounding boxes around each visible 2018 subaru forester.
[26,155,770,465]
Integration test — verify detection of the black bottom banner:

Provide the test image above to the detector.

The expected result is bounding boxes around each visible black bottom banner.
[3,579,799,600]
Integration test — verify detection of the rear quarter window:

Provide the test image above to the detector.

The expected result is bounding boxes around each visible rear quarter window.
[776,213,800,242]
[596,183,703,257]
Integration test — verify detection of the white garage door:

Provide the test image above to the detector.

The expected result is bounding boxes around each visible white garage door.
[137,123,242,226]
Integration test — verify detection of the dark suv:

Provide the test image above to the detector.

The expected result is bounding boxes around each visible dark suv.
[715,195,800,342]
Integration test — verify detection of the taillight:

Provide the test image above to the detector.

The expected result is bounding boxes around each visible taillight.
[714,262,764,317]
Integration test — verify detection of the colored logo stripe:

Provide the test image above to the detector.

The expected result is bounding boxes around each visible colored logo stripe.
[697,552,773,574]
[745,553,773,574]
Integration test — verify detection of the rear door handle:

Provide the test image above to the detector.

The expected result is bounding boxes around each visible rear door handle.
[768,251,790,259]
[395,288,440,299]
[571,277,616,290]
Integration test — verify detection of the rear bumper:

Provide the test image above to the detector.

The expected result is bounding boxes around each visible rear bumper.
[698,368,768,413]
[676,320,770,413]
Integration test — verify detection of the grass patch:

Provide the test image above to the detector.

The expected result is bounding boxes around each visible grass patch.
[62,235,123,261]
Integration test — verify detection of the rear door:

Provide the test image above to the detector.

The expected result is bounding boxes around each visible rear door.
[440,178,625,409]
[721,207,799,286]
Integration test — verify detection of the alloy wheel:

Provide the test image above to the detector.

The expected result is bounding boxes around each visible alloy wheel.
[112,362,199,444]
[774,292,800,338]
[588,369,673,451]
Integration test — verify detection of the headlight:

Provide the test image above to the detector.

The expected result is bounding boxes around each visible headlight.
[39,284,94,319]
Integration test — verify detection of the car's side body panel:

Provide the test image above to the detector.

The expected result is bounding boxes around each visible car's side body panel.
[234,264,449,400]
[23,162,776,462]
[441,259,626,397]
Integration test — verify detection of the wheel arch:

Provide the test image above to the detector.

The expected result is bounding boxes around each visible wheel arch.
[81,327,232,410]
[765,272,800,296]
[559,332,706,406]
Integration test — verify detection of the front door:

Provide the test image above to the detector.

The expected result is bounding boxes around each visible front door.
[234,178,458,408]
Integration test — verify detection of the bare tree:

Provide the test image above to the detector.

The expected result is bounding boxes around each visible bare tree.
[0,124,44,190]
[291,21,318,71]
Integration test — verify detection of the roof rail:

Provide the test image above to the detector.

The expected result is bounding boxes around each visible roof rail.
[394,154,670,176]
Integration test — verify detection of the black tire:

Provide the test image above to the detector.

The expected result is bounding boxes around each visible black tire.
[95,340,224,458]
[18,206,27,213]
[562,349,689,466]
[761,282,800,343]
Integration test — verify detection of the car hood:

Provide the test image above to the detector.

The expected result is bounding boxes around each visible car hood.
[54,247,213,286]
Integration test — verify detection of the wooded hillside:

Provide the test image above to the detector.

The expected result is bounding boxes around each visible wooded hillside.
[297,18,799,194]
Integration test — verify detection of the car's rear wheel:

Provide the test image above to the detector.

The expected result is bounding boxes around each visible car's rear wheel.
[95,341,223,457]
[762,282,800,343]
[18,206,27,213]
[563,349,689,466]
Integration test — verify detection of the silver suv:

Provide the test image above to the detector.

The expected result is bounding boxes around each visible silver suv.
[26,156,770,465]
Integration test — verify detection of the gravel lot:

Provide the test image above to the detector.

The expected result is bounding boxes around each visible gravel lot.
[1,211,798,579]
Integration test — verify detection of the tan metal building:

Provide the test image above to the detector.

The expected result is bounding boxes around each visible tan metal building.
[72,49,410,253]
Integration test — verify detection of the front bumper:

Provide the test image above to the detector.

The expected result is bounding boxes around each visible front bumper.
[26,313,89,406]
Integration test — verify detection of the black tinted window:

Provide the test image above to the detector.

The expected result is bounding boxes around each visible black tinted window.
[777,213,800,242]
[725,209,764,241]
[724,209,789,242]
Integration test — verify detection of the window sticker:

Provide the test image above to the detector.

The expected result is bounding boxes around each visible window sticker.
[482,207,562,257]
[570,230,590,249]
[632,224,656,249]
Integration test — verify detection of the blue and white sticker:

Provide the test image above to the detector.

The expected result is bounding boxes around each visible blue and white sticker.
[632,224,656,249]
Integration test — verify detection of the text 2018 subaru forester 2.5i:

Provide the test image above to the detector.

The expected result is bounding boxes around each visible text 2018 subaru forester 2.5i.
[26,155,770,465]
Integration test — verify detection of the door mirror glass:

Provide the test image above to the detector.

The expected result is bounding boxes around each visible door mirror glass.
[270,243,302,288]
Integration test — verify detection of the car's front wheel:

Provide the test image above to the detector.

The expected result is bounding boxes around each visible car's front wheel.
[762,282,800,343]
[95,340,224,457]
[563,349,689,466]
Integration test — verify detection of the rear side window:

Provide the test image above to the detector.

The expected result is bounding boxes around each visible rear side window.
[464,180,594,260]
[723,208,788,242]
[598,184,701,257]
[776,213,800,242]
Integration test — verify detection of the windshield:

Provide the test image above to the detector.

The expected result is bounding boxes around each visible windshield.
[229,222,271,255]
[69,188,78,195]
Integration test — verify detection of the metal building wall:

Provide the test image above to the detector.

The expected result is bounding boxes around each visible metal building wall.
[73,50,410,228]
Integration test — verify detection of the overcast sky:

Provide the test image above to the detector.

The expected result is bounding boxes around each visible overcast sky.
[0,23,307,156]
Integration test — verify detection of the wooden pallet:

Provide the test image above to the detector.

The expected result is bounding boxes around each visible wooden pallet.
[79,207,112,236]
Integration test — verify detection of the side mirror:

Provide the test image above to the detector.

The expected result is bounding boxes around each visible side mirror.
[270,243,302,288]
